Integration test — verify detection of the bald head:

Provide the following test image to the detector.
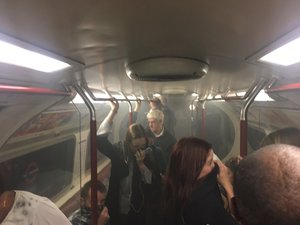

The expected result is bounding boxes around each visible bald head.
[234,144,300,225]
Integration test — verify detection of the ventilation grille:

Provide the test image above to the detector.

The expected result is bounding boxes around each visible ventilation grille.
[125,57,209,81]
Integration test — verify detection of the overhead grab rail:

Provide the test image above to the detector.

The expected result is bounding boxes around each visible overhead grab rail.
[82,84,149,103]
[195,78,276,101]
[76,73,158,103]
[266,81,300,93]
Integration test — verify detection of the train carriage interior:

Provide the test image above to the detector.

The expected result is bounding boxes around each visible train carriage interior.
[0,0,300,223]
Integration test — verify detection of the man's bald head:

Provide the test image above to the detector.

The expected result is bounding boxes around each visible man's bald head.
[234,144,300,225]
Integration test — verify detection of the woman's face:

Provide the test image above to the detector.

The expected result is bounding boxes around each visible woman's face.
[198,149,215,179]
[130,137,147,153]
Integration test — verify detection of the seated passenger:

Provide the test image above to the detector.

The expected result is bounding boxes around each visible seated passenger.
[69,180,109,225]
[234,144,300,225]
[162,137,238,225]
[97,100,165,225]
[260,127,300,147]
[0,189,72,225]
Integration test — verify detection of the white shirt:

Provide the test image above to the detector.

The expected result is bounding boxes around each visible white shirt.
[153,126,164,138]
[2,190,72,225]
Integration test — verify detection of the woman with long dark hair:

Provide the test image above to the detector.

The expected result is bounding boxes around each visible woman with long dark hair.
[97,100,165,225]
[162,137,237,225]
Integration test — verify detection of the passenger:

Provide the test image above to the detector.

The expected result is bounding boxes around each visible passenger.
[218,156,243,212]
[97,100,165,225]
[162,137,238,225]
[225,156,243,174]
[260,127,300,147]
[0,189,72,225]
[149,97,163,110]
[69,180,110,225]
[146,109,176,169]
[157,96,177,136]
[149,97,176,136]
[234,144,300,225]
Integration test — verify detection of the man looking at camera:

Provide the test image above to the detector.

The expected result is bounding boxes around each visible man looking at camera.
[69,180,110,225]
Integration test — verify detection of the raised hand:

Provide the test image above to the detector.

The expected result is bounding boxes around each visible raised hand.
[97,206,110,225]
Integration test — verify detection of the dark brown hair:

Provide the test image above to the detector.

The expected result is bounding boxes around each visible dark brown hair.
[81,180,106,200]
[124,123,148,150]
[162,137,212,225]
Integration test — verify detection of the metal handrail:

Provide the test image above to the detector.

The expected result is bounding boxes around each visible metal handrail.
[73,84,98,225]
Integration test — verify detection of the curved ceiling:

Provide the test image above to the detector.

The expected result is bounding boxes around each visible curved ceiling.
[0,0,300,98]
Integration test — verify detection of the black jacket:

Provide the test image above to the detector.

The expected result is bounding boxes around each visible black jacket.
[96,135,165,225]
[182,165,238,225]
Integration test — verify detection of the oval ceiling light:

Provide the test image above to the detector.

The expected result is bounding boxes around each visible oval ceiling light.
[125,57,209,81]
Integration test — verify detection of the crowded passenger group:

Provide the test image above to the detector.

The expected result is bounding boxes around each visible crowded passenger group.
[2,98,299,225]
[92,98,300,225]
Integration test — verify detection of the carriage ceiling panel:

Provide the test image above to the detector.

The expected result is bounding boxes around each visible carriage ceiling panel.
[0,0,300,96]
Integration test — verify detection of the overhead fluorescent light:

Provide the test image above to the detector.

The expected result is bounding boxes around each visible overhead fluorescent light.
[259,37,300,66]
[0,40,70,72]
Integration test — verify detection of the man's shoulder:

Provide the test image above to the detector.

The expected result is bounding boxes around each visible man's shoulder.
[162,130,176,141]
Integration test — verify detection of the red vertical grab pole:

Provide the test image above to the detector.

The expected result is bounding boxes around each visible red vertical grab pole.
[90,119,98,225]
[74,84,98,225]
[240,120,247,157]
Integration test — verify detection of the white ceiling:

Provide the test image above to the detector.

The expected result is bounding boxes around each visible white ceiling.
[0,0,300,98]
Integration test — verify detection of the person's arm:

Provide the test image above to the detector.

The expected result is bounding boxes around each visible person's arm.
[97,99,119,135]
[134,99,141,112]
[131,99,141,123]
[215,160,235,216]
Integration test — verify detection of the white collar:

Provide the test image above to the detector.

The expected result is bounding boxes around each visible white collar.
[154,127,164,137]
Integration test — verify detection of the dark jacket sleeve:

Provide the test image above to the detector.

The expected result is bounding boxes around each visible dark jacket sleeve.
[96,135,119,162]
[147,146,165,178]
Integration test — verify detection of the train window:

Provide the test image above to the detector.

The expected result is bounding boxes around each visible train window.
[203,103,235,159]
[247,126,266,151]
[0,138,75,200]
